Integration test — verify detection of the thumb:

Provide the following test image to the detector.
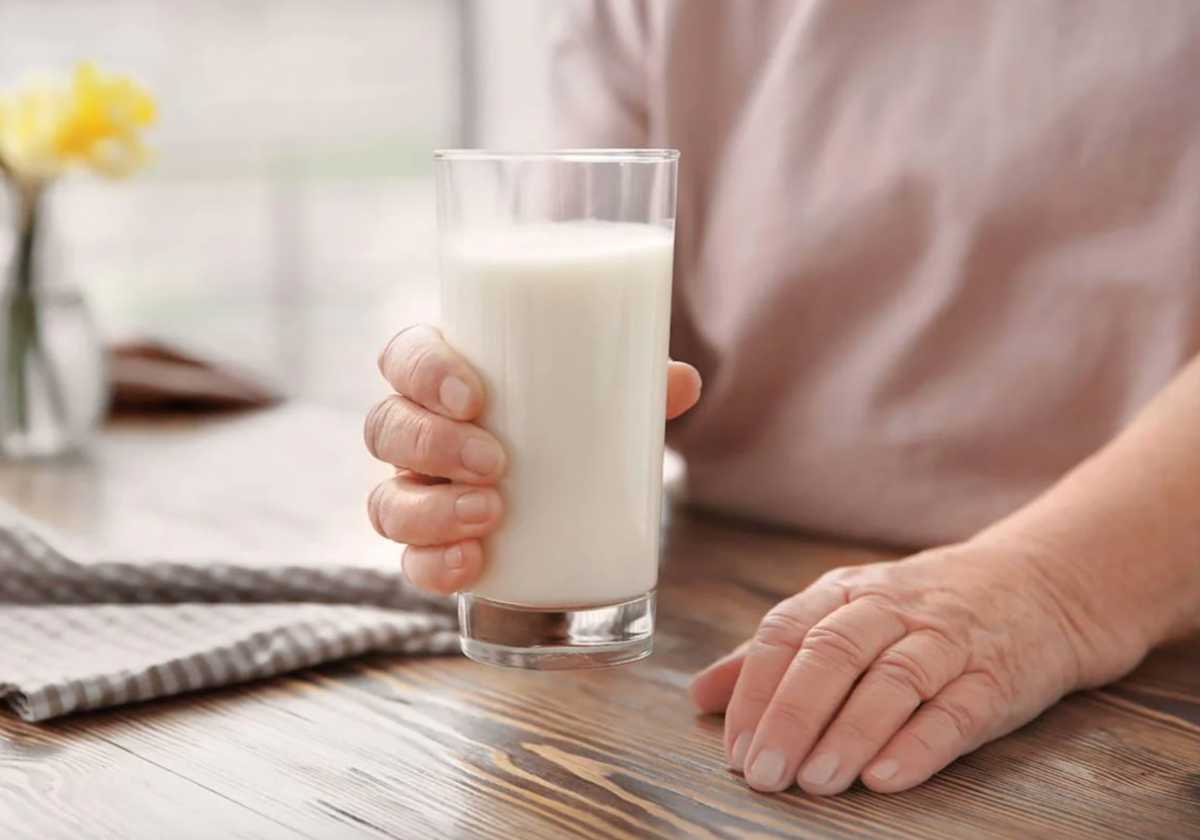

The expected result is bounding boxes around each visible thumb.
[667,361,702,420]
[689,642,749,714]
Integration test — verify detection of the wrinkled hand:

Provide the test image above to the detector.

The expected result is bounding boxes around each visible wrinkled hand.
[689,538,1145,795]
[365,324,702,595]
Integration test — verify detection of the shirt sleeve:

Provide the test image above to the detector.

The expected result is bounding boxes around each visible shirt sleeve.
[549,0,650,148]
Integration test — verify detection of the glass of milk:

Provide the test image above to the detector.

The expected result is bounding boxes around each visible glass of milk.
[435,150,679,669]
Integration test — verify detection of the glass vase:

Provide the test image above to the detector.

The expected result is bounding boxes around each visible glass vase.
[0,185,108,460]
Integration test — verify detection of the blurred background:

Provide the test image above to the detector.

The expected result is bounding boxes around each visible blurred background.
[0,0,554,412]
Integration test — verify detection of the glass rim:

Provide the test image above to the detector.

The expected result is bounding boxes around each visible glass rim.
[434,148,679,163]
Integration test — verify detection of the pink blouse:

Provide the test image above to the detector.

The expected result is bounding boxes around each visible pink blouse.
[553,0,1200,547]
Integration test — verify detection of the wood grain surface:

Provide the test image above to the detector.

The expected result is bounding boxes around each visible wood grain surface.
[1,407,1199,840]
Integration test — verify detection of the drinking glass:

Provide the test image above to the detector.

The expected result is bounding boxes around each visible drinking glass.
[435,149,679,669]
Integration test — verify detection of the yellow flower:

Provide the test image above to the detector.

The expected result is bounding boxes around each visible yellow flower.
[0,61,156,181]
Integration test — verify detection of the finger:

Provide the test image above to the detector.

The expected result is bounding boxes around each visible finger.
[365,394,506,483]
[666,361,702,420]
[863,672,1012,794]
[379,324,485,421]
[689,642,750,714]
[369,471,504,546]
[744,597,907,792]
[796,628,966,795]
[723,584,848,772]
[402,539,485,596]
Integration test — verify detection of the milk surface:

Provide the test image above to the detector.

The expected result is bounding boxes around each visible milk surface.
[441,222,674,607]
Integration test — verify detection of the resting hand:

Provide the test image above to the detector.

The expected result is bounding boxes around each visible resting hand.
[689,537,1146,795]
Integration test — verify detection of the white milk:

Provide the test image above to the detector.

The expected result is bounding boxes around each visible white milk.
[441,221,674,608]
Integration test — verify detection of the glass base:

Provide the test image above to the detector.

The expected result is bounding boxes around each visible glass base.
[459,591,655,670]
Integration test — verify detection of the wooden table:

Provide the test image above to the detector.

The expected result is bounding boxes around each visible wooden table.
[1,406,1199,840]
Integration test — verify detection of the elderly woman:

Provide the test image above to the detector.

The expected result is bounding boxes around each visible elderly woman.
[363,0,1200,796]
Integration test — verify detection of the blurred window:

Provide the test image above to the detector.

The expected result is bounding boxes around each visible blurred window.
[0,0,462,406]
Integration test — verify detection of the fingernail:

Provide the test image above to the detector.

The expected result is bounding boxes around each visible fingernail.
[747,748,787,790]
[455,491,492,523]
[444,545,464,570]
[800,752,839,787]
[730,733,752,771]
[440,376,471,417]
[460,437,501,476]
[870,759,899,782]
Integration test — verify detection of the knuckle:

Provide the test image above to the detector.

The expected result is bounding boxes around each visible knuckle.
[367,481,391,539]
[901,722,939,758]
[800,624,872,672]
[406,410,438,462]
[733,679,778,709]
[763,695,814,735]
[402,338,444,397]
[380,325,436,376]
[872,649,939,700]
[829,714,874,748]
[368,477,463,547]
[383,325,446,399]
[391,485,457,546]
[930,696,981,741]
[816,566,854,587]
[972,670,1017,722]
[415,488,455,533]
[755,610,810,650]
[920,624,960,655]
[815,567,858,597]
[364,397,402,461]
[400,407,455,468]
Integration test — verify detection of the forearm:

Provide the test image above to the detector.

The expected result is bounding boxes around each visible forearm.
[980,352,1200,669]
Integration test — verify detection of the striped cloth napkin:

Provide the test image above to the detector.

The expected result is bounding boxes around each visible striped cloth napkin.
[0,504,457,722]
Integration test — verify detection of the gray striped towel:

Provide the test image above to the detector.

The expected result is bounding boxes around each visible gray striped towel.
[0,504,457,722]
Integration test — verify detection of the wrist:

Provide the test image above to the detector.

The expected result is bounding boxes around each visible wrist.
[970,519,1159,690]
[971,348,1200,678]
